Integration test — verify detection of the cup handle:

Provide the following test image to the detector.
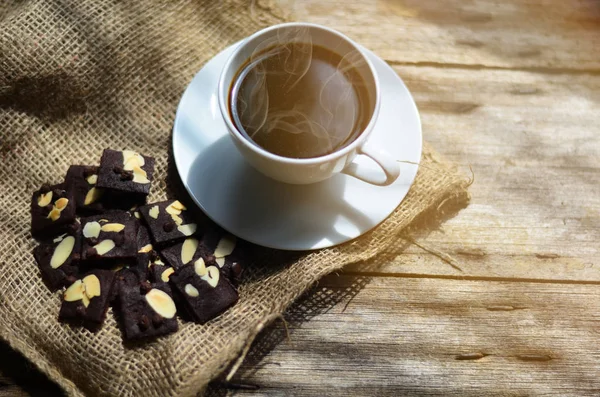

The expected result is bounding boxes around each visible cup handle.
[341,143,400,186]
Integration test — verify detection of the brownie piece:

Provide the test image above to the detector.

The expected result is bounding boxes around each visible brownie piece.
[58,269,115,331]
[149,263,175,284]
[97,149,155,196]
[65,165,105,215]
[33,230,82,291]
[169,262,238,324]
[136,221,153,254]
[118,282,178,342]
[162,232,243,284]
[161,237,203,270]
[31,183,76,239]
[110,253,150,302]
[138,200,197,246]
[80,211,138,262]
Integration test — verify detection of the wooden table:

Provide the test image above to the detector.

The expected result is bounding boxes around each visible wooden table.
[2,0,599,395]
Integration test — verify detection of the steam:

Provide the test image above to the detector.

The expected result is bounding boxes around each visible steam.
[233,27,368,157]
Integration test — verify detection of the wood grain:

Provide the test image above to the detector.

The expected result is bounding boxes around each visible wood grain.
[345,66,600,281]
[3,0,600,396]
[228,275,600,396]
[284,0,600,71]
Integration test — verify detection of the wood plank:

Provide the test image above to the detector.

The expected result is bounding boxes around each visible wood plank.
[282,0,600,70]
[338,66,600,281]
[225,274,600,396]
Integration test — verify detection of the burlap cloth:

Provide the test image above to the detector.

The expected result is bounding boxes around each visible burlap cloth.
[0,1,470,396]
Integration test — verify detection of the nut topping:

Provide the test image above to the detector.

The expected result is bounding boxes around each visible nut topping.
[194,257,207,277]
[145,289,176,319]
[161,268,175,282]
[215,257,225,268]
[181,238,198,265]
[201,266,220,288]
[214,235,236,258]
[83,221,101,238]
[148,205,159,219]
[82,275,101,299]
[50,236,76,269]
[86,174,98,185]
[138,244,153,253]
[100,223,125,233]
[37,191,53,207]
[94,239,115,256]
[84,187,103,205]
[184,284,199,297]
[177,224,196,237]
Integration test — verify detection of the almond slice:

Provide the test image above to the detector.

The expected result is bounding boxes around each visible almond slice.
[177,224,196,237]
[215,257,225,268]
[171,201,186,211]
[55,198,69,210]
[86,174,98,185]
[165,202,182,215]
[94,240,115,256]
[181,238,198,265]
[200,266,220,288]
[37,191,53,207]
[84,187,103,206]
[194,257,207,277]
[82,274,101,299]
[83,221,101,238]
[47,208,61,221]
[64,280,85,303]
[184,284,199,297]
[138,244,153,253]
[101,223,125,233]
[132,165,150,184]
[214,235,236,258]
[50,236,75,269]
[148,205,159,219]
[145,289,176,319]
[122,150,145,170]
[161,268,175,282]
[171,214,183,226]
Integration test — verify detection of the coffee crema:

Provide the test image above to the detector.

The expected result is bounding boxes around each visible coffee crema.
[230,42,373,159]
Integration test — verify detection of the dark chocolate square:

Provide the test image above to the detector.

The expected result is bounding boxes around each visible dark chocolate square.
[138,200,198,246]
[33,229,82,291]
[58,269,115,331]
[97,149,155,195]
[80,211,138,262]
[65,165,105,215]
[136,220,153,254]
[118,282,178,342]
[31,183,77,240]
[169,263,238,324]
[161,232,243,284]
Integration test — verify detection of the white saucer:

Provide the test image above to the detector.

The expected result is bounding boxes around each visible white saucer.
[172,42,422,250]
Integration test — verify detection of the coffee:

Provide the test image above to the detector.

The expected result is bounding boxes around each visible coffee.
[230,42,373,159]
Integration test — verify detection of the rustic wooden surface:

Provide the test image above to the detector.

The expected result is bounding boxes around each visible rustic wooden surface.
[2,0,599,395]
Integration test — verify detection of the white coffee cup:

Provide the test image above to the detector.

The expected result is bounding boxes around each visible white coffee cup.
[218,22,400,186]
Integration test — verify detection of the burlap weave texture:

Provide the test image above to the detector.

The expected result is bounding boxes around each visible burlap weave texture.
[0,1,470,396]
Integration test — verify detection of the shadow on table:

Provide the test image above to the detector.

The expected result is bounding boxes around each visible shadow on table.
[205,189,470,395]
[0,342,65,397]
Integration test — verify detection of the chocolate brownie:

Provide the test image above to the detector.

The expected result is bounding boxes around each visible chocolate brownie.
[97,149,155,196]
[149,263,175,284]
[31,183,76,239]
[138,200,197,246]
[169,261,238,324]
[160,237,203,270]
[110,253,150,302]
[161,232,243,284]
[58,269,115,331]
[118,282,178,342]
[136,221,153,254]
[80,211,138,262]
[65,165,105,215]
[33,229,82,291]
